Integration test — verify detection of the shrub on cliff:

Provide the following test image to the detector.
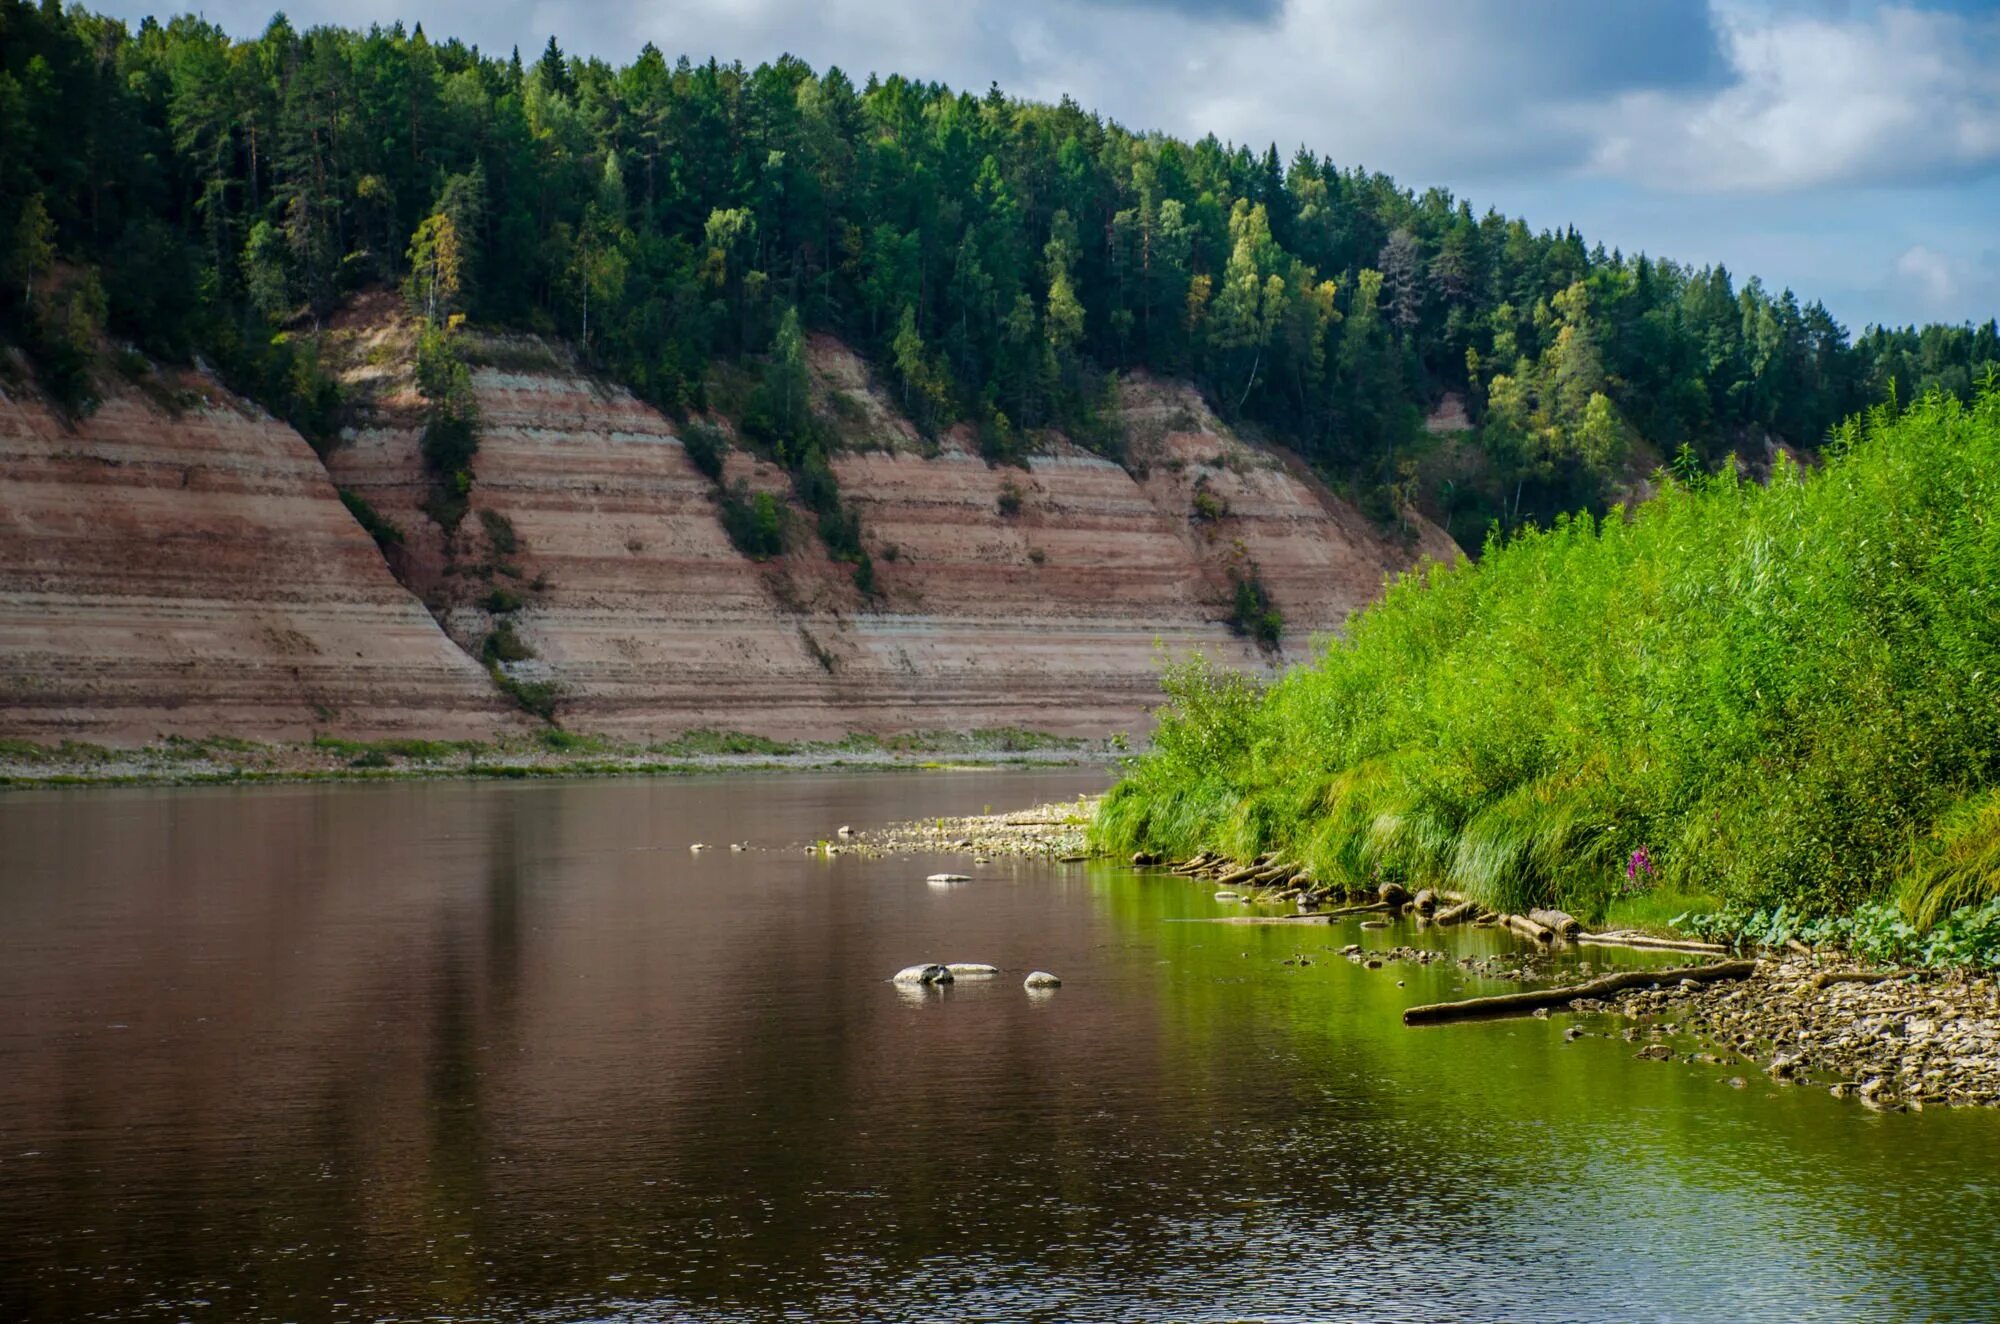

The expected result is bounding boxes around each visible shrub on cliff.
[682,421,727,483]
[1096,388,2000,932]
[1226,571,1283,648]
[718,482,786,560]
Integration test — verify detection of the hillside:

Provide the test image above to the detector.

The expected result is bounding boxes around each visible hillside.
[1095,388,2000,948]
[0,359,519,742]
[0,299,1449,744]
[4,2,1998,556]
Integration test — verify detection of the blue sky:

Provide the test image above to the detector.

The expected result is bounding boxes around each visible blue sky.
[101,0,2000,331]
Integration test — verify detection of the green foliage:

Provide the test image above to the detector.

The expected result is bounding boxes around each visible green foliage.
[478,508,519,556]
[648,728,796,757]
[1227,571,1283,647]
[1098,389,2000,934]
[1898,790,2000,930]
[481,620,533,663]
[4,2,1997,536]
[18,268,107,413]
[996,479,1024,517]
[681,419,727,483]
[338,488,404,548]
[482,586,522,614]
[415,322,478,530]
[490,667,560,721]
[717,481,786,559]
[1680,900,2000,972]
[1191,479,1228,524]
[309,735,473,761]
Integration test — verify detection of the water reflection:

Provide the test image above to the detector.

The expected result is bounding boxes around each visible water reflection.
[1,771,1996,1322]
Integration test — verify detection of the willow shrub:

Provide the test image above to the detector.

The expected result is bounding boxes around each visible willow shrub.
[1096,387,2000,926]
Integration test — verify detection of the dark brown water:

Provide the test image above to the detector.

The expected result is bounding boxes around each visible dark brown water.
[2,771,1998,1323]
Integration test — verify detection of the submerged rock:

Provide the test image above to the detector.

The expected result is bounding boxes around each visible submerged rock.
[1023,971,1062,989]
[892,963,953,985]
[927,873,972,884]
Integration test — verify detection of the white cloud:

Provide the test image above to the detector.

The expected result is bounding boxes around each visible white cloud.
[1896,245,1958,308]
[1583,3,2000,192]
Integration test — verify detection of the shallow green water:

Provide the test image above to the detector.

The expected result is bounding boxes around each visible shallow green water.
[1,771,1995,1321]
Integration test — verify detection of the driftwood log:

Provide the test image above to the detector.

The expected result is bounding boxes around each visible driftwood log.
[1501,912,1554,943]
[1576,931,1728,955]
[1432,900,1483,927]
[1403,960,1757,1025]
[1528,908,1581,938]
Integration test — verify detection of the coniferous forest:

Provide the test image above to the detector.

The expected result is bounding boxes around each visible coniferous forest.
[5,0,1999,538]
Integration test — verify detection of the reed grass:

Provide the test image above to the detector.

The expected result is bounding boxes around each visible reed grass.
[1096,386,2000,932]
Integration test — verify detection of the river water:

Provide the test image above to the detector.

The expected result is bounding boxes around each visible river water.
[2,770,1996,1322]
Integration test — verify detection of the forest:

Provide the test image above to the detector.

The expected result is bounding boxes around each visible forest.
[4,0,2000,535]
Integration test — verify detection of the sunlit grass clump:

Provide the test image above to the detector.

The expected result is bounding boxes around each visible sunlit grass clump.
[1096,388,2000,935]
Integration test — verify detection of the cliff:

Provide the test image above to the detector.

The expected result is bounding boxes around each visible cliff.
[0,307,1456,745]
[0,362,520,743]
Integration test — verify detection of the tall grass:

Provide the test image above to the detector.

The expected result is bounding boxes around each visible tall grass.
[1096,387,2000,927]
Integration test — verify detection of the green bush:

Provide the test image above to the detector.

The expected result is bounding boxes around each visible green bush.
[339,489,405,548]
[718,482,787,559]
[491,668,559,720]
[1096,388,2000,936]
[479,508,519,555]
[682,420,727,482]
[1226,572,1283,647]
[482,621,533,663]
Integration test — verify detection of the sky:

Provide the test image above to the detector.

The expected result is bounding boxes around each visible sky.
[104,0,2000,331]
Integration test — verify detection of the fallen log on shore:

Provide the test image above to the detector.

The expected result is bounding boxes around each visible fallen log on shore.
[1403,960,1757,1025]
[1215,865,1261,886]
[1501,912,1554,943]
[1433,900,1482,926]
[1529,908,1581,938]
[1576,931,1727,955]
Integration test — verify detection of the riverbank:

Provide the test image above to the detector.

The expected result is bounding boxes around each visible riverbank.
[873,805,2000,1108]
[846,797,1101,858]
[0,732,1118,790]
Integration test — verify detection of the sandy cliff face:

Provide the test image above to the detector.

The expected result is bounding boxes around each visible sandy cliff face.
[0,309,1456,745]
[0,370,518,742]
[325,318,1455,739]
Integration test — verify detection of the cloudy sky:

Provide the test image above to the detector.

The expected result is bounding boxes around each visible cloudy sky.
[107,0,2000,330]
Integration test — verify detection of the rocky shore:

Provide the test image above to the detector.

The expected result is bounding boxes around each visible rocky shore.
[1587,956,2000,1109]
[871,816,2000,1110]
[848,797,1101,858]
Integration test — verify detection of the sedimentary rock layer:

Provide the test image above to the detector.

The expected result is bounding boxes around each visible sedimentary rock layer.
[327,326,1454,739]
[0,375,517,742]
[1,312,1456,744]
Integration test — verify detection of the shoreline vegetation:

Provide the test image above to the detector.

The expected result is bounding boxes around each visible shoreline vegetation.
[861,802,2000,1109]
[0,728,1115,790]
[1092,388,2000,974]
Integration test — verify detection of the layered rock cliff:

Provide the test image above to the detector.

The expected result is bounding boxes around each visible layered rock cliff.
[0,306,1456,745]
[0,363,520,743]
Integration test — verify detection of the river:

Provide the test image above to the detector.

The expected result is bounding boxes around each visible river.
[2,770,1996,1322]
